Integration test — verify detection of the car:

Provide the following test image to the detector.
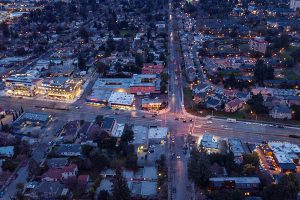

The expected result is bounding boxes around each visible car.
[75,106,81,109]
[152,115,156,118]
[176,155,181,159]
[183,119,187,123]
[175,117,179,120]
[114,112,120,115]
[149,149,154,153]
[142,115,146,118]
[206,121,213,124]
[277,125,284,128]
[189,119,193,122]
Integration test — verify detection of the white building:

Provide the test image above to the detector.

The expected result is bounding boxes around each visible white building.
[228,138,246,164]
[148,127,168,144]
[290,0,300,11]
[0,146,14,158]
[3,74,42,97]
[249,37,268,54]
[268,142,300,172]
[200,134,219,154]
[108,92,135,110]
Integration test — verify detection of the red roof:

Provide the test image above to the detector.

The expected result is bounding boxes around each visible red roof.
[42,164,77,180]
[77,175,89,185]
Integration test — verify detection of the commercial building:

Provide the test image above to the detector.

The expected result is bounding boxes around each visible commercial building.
[141,98,164,110]
[91,75,161,98]
[108,92,135,110]
[41,77,83,100]
[209,177,261,191]
[249,37,268,54]
[92,78,131,93]
[267,142,300,172]
[148,127,168,144]
[85,90,112,106]
[130,74,161,95]
[200,134,220,154]
[3,74,42,96]
[228,138,246,164]
[12,112,52,132]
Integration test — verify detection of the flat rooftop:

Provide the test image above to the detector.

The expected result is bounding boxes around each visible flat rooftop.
[228,138,245,156]
[93,78,132,90]
[209,177,260,184]
[201,133,219,149]
[148,127,168,139]
[108,92,134,106]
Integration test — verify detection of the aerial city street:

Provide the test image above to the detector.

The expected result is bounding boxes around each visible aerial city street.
[0,0,300,199]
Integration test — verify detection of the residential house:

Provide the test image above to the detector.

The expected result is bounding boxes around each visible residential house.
[225,99,244,113]
[30,181,71,199]
[270,105,292,119]
[46,158,68,168]
[41,164,78,182]
[236,92,251,102]
[249,37,268,54]
[56,144,82,157]
[206,98,221,110]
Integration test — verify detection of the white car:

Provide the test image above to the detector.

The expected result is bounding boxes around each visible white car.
[206,121,213,124]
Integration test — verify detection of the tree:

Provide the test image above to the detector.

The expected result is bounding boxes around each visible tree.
[98,190,111,200]
[242,164,256,175]
[28,159,41,178]
[247,93,268,114]
[291,48,300,63]
[225,73,237,89]
[121,129,134,143]
[0,22,10,37]
[263,173,300,200]
[291,105,300,120]
[2,124,10,133]
[135,53,144,68]
[212,189,244,200]
[95,115,104,125]
[96,61,107,75]
[79,26,89,42]
[254,60,274,85]
[243,152,259,167]
[279,173,300,199]
[187,149,211,187]
[2,159,17,172]
[78,54,86,70]
[82,144,93,157]
[111,168,131,200]
[273,34,290,49]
